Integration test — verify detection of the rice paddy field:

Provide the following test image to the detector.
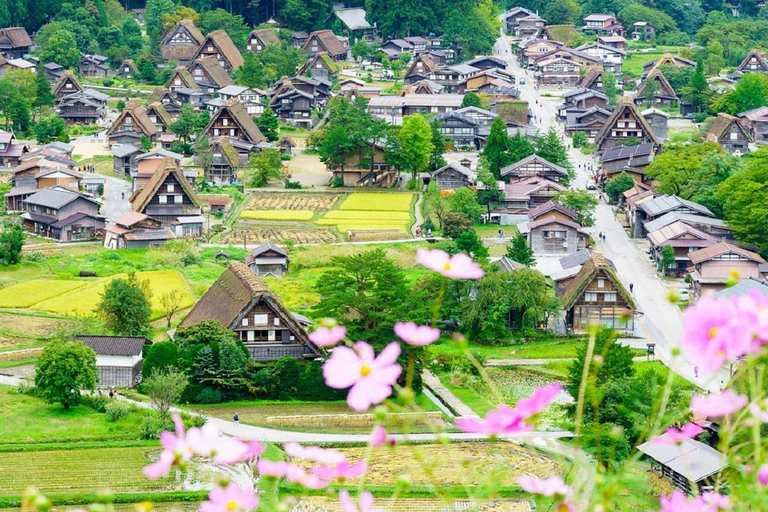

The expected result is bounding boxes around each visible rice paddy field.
[0,270,194,320]
[240,210,315,221]
[315,192,415,232]
[245,193,339,211]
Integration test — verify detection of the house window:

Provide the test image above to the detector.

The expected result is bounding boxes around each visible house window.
[268,330,276,341]
[604,292,617,302]
[242,318,249,326]
[159,195,167,204]
[167,184,175,192]
[585,292,598,302]
[174,195,182,204]
[254,314,268,325]
[247,330,255,341]
[273,317,280,326]
[730,132,738,140]
[222,118,228,126]
[597,278,605,288]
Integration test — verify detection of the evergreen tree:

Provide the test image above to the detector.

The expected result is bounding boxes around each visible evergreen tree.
[257,107,279,141]
[535,127,572,181]
[602,72,618,105]
[643,77,660,106]
[507,233,535,266]
[33,70,55,117]
[483,116,511,179]
[508,130,535,164]
[145,0,176,53]
[139,59,157,83]
[429,119,447,172]
[683,59,709,113]
[461,92,483,108]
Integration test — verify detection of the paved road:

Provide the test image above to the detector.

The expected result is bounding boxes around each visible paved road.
[101,174,132,220]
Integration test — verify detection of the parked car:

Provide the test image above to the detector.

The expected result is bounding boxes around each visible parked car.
[519,77,526,85]
[586,183,596,190]
[678,288,690,301]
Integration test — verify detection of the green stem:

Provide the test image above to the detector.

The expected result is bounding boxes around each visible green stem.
[574,329,597,440]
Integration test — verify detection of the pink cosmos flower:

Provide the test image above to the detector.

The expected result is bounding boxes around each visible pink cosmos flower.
[456,384,561,435]
[659,491,704,512]
[555,502,576,512]
[143,414,192,479]
[516,475,570,497]
[758,463,768,486]
[309,325,347,347]
[200,483,258,512]
[187,424,251,464]
[702,492,732,510]
[394,322,441,346]
[652,423,703,444]
[750,400,768,423]
[284,443,346,464]
[323,341,402,412]
[339,490,380,512]
[370,426,390,447]
[691,390,748,418]
[256,459,327,489]
[237,440,266,462]
[416,249,484,279]
[310,460,367,481]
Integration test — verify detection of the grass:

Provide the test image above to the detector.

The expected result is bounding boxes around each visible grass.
[0,385,149,445]
[622,46,688,78]
[473,223,518,239]
[606,461,659,511]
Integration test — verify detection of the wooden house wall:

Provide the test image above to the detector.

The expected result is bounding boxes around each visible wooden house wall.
[435,168,472,190]
[567,269,633,332]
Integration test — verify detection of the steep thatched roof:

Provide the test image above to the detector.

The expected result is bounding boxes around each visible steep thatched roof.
[165,66,199,90]
[146,102,174,128]
[0,27,32,48]
[636,68,677,98]
[161,20,205,61]
[119,59,139,74]
[191,30,244,70]
[577,66,604,90]
[212,136,241,166]
[299,52,339,75]
[302,30,347,58]
[131,157,201,214]
[106,103,157,138]
[594,95,660,148]
[203,98,265,144]
[187,55,234,88]
[52,70,82,95]
[704,113,752,142]
[249,28,281,48]
[561,253,635,310]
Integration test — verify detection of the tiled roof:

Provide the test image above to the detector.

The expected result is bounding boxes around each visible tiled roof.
[75,335,148,356]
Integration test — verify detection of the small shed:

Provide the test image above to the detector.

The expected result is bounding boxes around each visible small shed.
[75,335,148,387]
[433,162,476,190]
[246,243,288,277]
[636,438,727,495]
[278,135,296,155]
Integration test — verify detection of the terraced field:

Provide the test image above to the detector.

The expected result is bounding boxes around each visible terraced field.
[245,193,339,211]
[219,228,338,245]
[315,193,415,233]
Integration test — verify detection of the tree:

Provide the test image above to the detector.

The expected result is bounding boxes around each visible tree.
[543,0,580,24]
[139,59,157,83]
[428,120,447,172]
[0,222,24,265]
[8,95,30,133]
[441,212,473,239]
[313,248,418,346]
[711,72,768,115]
[717,147,768,254]
[233,52,262,88]
[605,172,635,202]
[33,69,55,116]
[142,366,189,418]
[461,92,483,109]
[602,72,618,105]
[555,190,597,225]
[257,107,279,141]
[159,290,183,328]
[34,115,66,144]
[690,151,742,217]
[396,115,434,182]
[507,232,535,266]
[443,0,499,60]
[198,9,249,48]
[682,59,709,114]
[145,0,176,52]
[193,136,214,180]
[247,148,282,187]
[645,142,724,197]
[142,341,181,379]
[454,230,489,261]
[170,104,198,143]
[660,245,676,274]
[39,29,80,70]
[643,77,660,106]
[140,135,153,152]
[705,41,726,77]
[35,340,97,409]
[351,40,374,61]
[162,5,199,32]
[96,273,152,336]
[175,320,239,348]
[535,127,572,180]
[483,117,511,179]
[508,130,535,164]
[448,187,485,223]
[618,5,677,36]
[566,328,636,397]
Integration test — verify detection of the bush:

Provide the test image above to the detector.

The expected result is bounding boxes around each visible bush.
[427,345,486,376]
[81,394,109,413]
[102,79,114,87]
[422,217,435,232]
[329,175,344,188]
[105,401,130,421]
[140,416,165,439]
[254,358,346,401]
[195,387,223,404]
[280,154,292,161]
[572,131,588,148]
[284,178,302,189]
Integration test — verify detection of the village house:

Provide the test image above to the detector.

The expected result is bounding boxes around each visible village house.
[218,84,266,117]
[180,262,321,361]
[367,94,464,125]
[131,150,185,191]
[435,111,484,149]
[536,56,584,87]
[0,129,27,167]
[600,142,656,183]
[106,103,157,147]
[302,30,348,61]
[454,106,497,128]
[432,161,476,190]
[327,140,398,187]
[103,211,175,249]
[552,249,592,293]
[129,158,202,236]
[519,39,562,68]
[630,195,714,238]
[56,88,109,125]
[503,7,536,34]
[186,55,234,94]
[560,252,636,333]
[278,136,296,155]
[246,244,289,277]
[52,71,83,102]
[594,96,661,154]
[291,31,309,48]
[736,49,768,75]
[117,59,139,79]
[80,54,110,77]
[501,154,569,183]
[430,64,481,93]
[576,67,607,92]
[737,106,768,145]
[641,54,695,79]
[635,69,678,107]
[495,176,567,224]
[565,106,612,138]
[0,56,36,77]
[715,278,768,299]
[525,215,588,255]
[34,167,83,191]
[145,102,176,137]
[201,137,245,185]
[528,200,580,226]
[648,221,719,275]
[298,52,340,81]
[165,66,198,93]
[162,20,206,64]
[190,30,244,73]
[75,335,148,387]
[597,35,627,51]
[0,27,32,59]
[334,7,376,42]
[379,39,413,59]
[703,113,752,154]
[517,14,546,39]
[43,62,64,82]
[460,67,517,93]
[644,212,732,240]
[575,42,625,75]
[269,76,331,128]
[245,28,281,53]
[632,22,655,42]
[21,187,104,241]
[404,54,438,83]
[111,145,144,178]
[534,46,602,70]
[688,242,767,296]
[202,98,266,145]
[149,87,182,116]
[582,14,625,37]
[558,87,609,115]
[637,438,727,496]
[399,79,444,95]
[12,156,76,189]
[641,108,670,141]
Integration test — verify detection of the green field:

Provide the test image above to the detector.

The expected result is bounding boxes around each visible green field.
[315,192,415,232]
[622,47,687,78]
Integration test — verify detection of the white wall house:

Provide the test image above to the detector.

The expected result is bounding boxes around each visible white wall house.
[75,335,148,387]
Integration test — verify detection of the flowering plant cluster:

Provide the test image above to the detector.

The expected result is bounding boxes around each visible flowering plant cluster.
[21,249,768,511]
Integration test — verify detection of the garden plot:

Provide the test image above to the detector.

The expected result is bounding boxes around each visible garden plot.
[245,193,339,211]
[0,271,193,320]
[220,228,337,245]
[293,442,563,488]
[0,312,69,338]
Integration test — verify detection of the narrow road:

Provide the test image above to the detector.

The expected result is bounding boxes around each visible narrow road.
[102,175,132,220]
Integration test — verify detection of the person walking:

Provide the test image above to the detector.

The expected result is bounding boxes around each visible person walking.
[629,283,634,293]
[234,412,239,424]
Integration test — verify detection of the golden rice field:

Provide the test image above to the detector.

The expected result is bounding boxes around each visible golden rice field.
[245,193,339,211]
[240,210,315,221]
[219,228,338,245]
[339,192,414,211]
[0,271,193,320]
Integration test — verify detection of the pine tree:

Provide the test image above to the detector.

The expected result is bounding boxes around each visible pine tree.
[257,107,279,141]
[482,116,511,179]
[507,233,535,266]
[683,59,709,113]
[508,130,535,166]
[33,70,55,117]
[535,127,572,182]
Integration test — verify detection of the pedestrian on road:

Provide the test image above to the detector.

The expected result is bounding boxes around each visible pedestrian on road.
[109,388,114,398]
[694,366,699,378]
[629,283,634,293]
[598,231,602,240]
[234,413,239,424]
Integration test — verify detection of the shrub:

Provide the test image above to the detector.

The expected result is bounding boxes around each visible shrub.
[81,394,109,413]
[329,176,344,188]
[280,154,292,160]
[102,79,114,87]
[427,345,486,376]
[195,387,223,404]
[105,401,130,421]
[140,416,165,439]
[284,178,302,189]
